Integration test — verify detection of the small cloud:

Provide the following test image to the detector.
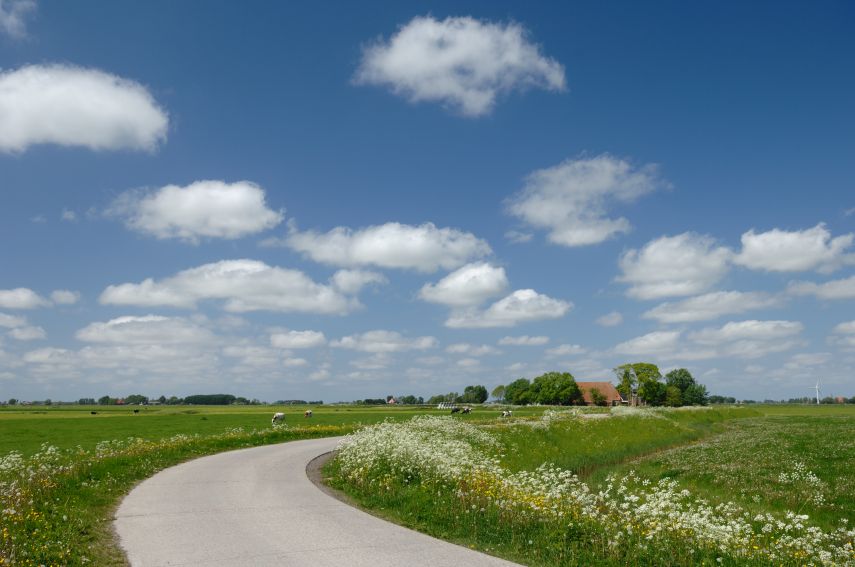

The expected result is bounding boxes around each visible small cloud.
[50,290,80,305]
[504,230,533,244]
[595,311,623,327]
[61,209,77,222]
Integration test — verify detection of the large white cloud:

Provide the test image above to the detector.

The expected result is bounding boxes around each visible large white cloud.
[0,288,50,309]
[99,259,357,314]
[618,233,733,299]
[109,181,283,242]
[284,222,490,272]
[0,64,168,152]
[331,330,437,353]
[355,15,565,116]
[788,275,855,300]
[613,320,803,361]
[446,289,572,328]
[688,320,804,359]
[270,330,327,349]
[507,155,666,247]
[0,0,35,38]
[76,315,215,345]
[734,224,854,273]
[690,320,803,344]
[643,291,780,323]
[419,262,508,306]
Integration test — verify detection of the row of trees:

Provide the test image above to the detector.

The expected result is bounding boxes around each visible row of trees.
[615,364,709,407]
[496,372,584,406]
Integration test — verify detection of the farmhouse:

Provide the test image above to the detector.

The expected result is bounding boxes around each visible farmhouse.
[576,382,624,406]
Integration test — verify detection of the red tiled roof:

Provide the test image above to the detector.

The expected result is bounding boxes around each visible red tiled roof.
[576,382,623,404]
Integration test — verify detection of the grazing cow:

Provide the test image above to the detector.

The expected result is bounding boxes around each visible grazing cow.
[90,411,97,415]
[271,412,285,425]
[462,407,471,414]
[133,409,139,414]
[304,410,313,418]
[500,410,512,418]
[450,407,461,414]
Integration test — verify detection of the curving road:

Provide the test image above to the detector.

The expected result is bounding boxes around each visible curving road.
[114,437,520,567]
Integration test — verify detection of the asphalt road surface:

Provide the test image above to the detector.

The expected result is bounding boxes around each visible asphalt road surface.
[115,436,521,566]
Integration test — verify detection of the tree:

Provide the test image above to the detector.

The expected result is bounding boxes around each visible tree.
[503,378,531,405]
[491,385,506,403]
[7,399,17,405]
[617,363,663,405]
[125,394,148,405]
[665,368,695,393]
[590,388,608,407]
[78,398,95,405]
[530,372,582,405]
[98,395,113,405]
[638,379,666,406]
[665,386,682,407]
[614,366,637,399]
[461,385,488,404]
[682,383,709,406]
[427,395,445,405]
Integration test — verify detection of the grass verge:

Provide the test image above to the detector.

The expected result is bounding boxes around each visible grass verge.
[0,423,353,566]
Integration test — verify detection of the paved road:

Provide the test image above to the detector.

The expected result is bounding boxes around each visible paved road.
[115,437,520,567]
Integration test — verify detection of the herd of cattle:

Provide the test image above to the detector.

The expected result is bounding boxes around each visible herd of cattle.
[271,407,513,424]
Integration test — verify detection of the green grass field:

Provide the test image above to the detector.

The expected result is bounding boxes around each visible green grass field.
[327,404,855,566]
[2,403,853,566]
[0,403,545,456]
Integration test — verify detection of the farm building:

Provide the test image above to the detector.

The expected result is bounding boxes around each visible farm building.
[576,382,625,406]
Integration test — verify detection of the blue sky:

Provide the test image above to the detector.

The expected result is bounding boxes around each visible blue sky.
[1,0,854,402]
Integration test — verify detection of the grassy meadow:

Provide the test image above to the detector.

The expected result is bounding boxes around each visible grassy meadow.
[1,403,853,566]
[327,405,855,566]
[1,403,496,566]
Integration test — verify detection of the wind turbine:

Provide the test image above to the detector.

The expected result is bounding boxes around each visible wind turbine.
[813,380,821,404]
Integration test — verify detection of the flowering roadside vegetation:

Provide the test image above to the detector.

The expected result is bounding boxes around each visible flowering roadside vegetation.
[0,422,353,566]
[329,410,855,566]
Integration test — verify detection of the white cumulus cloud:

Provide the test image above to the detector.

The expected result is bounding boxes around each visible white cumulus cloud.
[734,224,854,273]
[643,291,780,323]
[284,222,491,272]
[99,259,357,314]
[0,288,50,309]
[507,155,666,247]
[355,15,565,116]
[0,313,26,328]
[270,330,327,349]
[419,262,508,306]
[446,289,572,328]
[498,335,549,346]
[76,315,215,345]
[788,275,855,300]
[109,180,283,242]
[618,233,733,299]
[332,330,437,353]
[0,64,168,153]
